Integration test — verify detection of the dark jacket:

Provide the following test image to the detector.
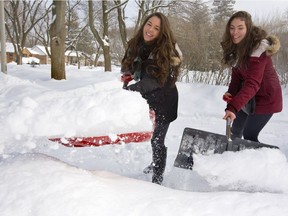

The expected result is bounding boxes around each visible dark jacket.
[227,35,283,114]
[129,68,179,124]
[122,42,181,124]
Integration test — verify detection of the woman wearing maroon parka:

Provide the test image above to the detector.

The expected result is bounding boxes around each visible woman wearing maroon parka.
[221,11,282,142]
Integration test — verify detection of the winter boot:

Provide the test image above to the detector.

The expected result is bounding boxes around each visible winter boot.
[152,146,167,185]
[143,162,154,174]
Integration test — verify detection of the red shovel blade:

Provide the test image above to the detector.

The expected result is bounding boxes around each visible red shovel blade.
[49,131,153,147]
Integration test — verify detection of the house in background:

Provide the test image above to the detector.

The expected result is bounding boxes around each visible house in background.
[22,47,39,57]
[1,42,102,67]
[30,45,51,64]
[0,43,50,64]
[0,42,16,63]
[22,47,41,64]
[30,45,83,65]
[65,50,80,65]
[90,53,104,67]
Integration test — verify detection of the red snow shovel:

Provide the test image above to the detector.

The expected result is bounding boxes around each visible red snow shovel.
[49,81,155,147]
[49,131,153,147]
[49,106,155,147]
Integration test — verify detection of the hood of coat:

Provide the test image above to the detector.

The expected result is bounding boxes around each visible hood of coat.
[251,35,281,57]
[171,56,181,66]
[170,43,183,66]
[266,35,281,56]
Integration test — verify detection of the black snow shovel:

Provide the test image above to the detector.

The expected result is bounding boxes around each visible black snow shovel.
[174,118,279,170]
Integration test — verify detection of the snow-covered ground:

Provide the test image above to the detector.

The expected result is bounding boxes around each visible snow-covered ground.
[0,63,288,216]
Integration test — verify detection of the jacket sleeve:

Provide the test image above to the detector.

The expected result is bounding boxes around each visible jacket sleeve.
[126,75,161,94]
[227,68,242,96]
[227,53,267,113]
[125,59,161,94]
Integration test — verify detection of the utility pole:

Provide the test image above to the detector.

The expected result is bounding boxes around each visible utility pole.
[0,0,7,74]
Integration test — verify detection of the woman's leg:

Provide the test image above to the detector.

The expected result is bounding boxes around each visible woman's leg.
[231,110,248,140]
[150,120,170,184]
[243,114,273,142]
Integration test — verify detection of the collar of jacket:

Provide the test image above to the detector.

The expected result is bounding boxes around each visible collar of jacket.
[251,35,280,57]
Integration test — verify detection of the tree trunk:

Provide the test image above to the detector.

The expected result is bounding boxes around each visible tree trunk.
[50,0,66,80]
[101,0,111,71]
[88,0,111,72]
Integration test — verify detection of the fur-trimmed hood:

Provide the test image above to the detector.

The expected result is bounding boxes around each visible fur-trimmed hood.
[170,43,183,66]
[171,56,182,66]
[266,35,281,56]
[251,35,281,57]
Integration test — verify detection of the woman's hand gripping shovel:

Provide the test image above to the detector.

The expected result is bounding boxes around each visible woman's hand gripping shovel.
[226,117,234,151]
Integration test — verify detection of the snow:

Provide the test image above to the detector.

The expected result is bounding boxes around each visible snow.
[22,57,40,64]
[0,63,288,216]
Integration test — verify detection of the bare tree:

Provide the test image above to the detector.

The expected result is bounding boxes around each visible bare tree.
[4,0,52,64]
[88,0,112,72]
[33,11,52,58]
[66,0,89,69]
[50,0,67,80]
[211,0,235,23]
[113,0,129,50]
[173,1,211,70]
[133,0,177,32]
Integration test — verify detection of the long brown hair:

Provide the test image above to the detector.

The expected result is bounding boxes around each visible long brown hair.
[122,12,181,86]
[221,11,267,68]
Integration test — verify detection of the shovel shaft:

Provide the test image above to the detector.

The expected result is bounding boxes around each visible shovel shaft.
[226,117,232,140]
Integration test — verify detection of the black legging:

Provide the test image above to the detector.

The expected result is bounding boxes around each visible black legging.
[151,120,170,152]
[231,109,273,142]
[149,119,170,184]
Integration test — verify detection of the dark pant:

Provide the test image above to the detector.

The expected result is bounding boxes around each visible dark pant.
[150,120,170,184]
[151,120,170,152]
[231,110,273,142]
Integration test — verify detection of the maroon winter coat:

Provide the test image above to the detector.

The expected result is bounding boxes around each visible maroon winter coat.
[226,36,283,115]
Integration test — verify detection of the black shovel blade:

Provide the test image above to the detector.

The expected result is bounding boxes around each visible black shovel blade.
[174,127,279,170]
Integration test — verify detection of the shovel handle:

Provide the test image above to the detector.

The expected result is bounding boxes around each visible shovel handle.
[123,82,128,89]
[226,117,232,140]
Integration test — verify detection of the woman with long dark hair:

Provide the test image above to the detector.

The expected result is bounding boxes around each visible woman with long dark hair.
[121,12,182,185]
[222,11,282,142]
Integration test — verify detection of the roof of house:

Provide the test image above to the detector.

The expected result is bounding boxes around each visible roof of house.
[31,45,50,55]
[65,50,78,57]
[1,43,86,58]
[25,47,40,55]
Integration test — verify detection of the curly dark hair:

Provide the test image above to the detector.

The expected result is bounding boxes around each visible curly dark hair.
[121,12,181,86]
[221,11,267,68]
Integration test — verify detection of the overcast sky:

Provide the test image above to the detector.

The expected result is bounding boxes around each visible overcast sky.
[124,0,288,27]
[234,0,288,19]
